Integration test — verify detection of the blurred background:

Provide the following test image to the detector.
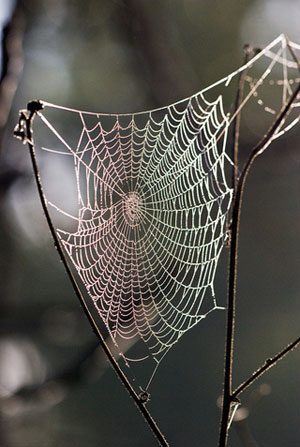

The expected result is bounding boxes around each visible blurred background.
[0,0,300,446]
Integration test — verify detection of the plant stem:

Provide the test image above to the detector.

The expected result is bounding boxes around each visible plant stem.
[230,45,251,194]
[219,75,300,447]
[16,101,169,447]
[232,336,300,399]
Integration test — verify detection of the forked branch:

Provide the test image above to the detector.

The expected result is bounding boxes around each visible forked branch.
[219,44,300,446]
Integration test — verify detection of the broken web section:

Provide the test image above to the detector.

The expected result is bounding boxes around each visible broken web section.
[31,34,300,390]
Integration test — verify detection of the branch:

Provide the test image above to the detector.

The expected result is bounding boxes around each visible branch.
[230,45,251,194]
[232,336,300,399]
[219,58,300,446]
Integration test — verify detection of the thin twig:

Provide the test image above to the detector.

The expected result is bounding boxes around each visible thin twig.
[230,45,251,194]
[14,101,169,447]
[232,336,300,399]
[219,60,300,446]
[220,47,250,440]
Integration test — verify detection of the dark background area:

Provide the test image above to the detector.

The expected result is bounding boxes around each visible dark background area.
[0,1,299,446]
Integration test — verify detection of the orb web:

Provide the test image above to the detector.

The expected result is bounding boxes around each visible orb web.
[37,92,232,362]
[30,34,300,384]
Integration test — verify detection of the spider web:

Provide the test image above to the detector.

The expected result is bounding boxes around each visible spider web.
[30,34,300,387]
[39,93,232,360]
